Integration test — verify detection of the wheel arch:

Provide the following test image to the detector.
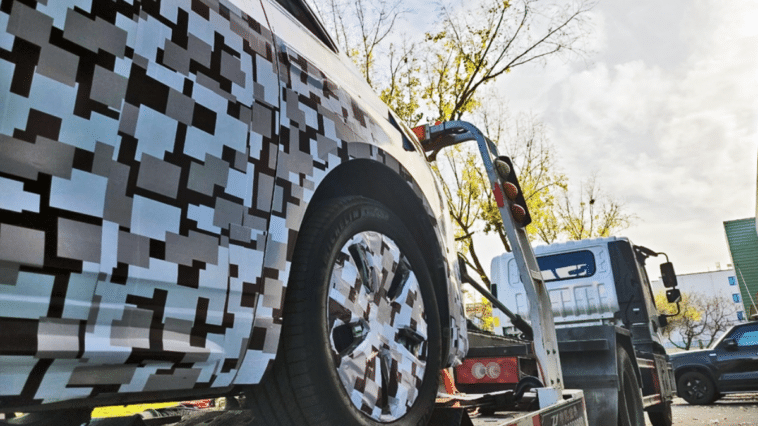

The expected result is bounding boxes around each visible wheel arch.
[298,157,454,363]
[674,365,717,384]
[617,330,643,385]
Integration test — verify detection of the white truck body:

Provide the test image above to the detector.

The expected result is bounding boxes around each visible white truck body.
[493,237,649,332]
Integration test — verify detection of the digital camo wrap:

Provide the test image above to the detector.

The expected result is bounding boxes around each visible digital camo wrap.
[0,0,467,409]
[327,231,427,421]
[0,0,279,407]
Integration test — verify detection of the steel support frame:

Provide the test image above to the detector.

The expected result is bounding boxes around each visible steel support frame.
[426,121,564,396]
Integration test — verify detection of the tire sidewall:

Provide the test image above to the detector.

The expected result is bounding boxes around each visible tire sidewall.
[293,198,441,426]
[617,348,645,426]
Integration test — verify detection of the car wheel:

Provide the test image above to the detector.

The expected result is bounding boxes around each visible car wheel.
[248,196,441,426]
[677,371,716,405]
[617,347,645,426]
[647,401,672,426]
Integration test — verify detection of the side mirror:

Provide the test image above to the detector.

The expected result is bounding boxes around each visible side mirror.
[661,262,678,288]
[666,288,681,304]
[723,338,738,351]
[658,314,668,328]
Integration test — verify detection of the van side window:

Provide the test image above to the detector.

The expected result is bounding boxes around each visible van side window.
[537,250,596,282]
[274,0,337,52]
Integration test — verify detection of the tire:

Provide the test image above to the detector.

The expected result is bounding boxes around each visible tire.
[677,371,716,405]
[647,402,673,426]
[249,196,441,426]
[617,347,645,426]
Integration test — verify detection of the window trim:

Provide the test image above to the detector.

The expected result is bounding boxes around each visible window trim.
[536,250,597,283]
[270,0,338,53]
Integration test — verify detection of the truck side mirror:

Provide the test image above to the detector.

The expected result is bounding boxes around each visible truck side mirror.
[661,262,677,288]
[666,288,681,304]
[658,314,668,328]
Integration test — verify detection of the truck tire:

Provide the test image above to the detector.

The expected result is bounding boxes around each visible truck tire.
[647,402,673,426]
[617,347,645,426]
[249,196,441,426]
[677,371,716,405]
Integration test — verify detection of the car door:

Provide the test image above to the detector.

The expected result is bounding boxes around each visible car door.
[56,0,279,398]
[713,323,758,391]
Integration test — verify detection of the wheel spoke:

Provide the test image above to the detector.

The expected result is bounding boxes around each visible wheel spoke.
[329,230,429,422]
[349,242,376,294]
[379,350,392,415]
[332,319,370,358]
[386,256,411,301]
[329,249,369,322]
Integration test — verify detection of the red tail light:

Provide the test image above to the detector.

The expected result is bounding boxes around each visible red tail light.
[455,357,519,384]
[503,182,519,201]
[511,204,527,223]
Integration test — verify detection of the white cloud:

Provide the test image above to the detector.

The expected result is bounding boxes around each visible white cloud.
[490,0,758,274]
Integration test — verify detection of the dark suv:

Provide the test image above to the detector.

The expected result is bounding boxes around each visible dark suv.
[670,321,758,404]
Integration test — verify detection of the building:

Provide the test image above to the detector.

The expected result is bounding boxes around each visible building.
[651,268,746,350]
[651,269,747,321]
[724,218,758,318]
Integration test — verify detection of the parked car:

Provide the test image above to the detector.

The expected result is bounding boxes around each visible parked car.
[0,0,468,424]
[670,321,758,404]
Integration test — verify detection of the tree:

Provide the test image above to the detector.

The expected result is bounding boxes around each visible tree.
[656,291,739,350]
[440,109,632,286]
[438,111,568,285]
[313,0,597,124]
[435,146,494,286]
[379,42,425,127]
[423,0,597,122]
[311,0,629,287]
[310,0,405,88]
[554,175,636,241]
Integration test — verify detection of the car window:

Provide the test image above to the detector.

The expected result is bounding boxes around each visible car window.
[273,0,337,52]
[735,330,758,347]
[728,324,758,347]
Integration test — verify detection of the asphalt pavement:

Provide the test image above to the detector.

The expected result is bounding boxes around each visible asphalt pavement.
[81,393,758,426]
[647,394,758,426]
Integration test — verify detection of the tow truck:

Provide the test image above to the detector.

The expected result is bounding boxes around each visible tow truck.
[412,121,589,426]
[487,237,680,426]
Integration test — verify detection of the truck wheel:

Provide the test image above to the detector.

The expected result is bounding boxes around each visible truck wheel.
[677,371,716,405]
[647,402,673,426]
[249,196,441,426]
[617,347,645,426]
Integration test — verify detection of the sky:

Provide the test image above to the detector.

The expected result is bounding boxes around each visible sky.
[479,0,758,276]
[313,0,758,277]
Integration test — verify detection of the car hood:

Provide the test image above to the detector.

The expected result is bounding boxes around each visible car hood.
[669,348,714,367]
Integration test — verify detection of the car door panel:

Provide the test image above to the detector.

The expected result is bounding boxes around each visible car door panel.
[715,325,758,392]
[0,0,279,406]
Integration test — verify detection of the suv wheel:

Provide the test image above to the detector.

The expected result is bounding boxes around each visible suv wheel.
[677,371,716,405]
[247,196,440,425]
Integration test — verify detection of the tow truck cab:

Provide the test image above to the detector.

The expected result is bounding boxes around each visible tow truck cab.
[480,237,679,426]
